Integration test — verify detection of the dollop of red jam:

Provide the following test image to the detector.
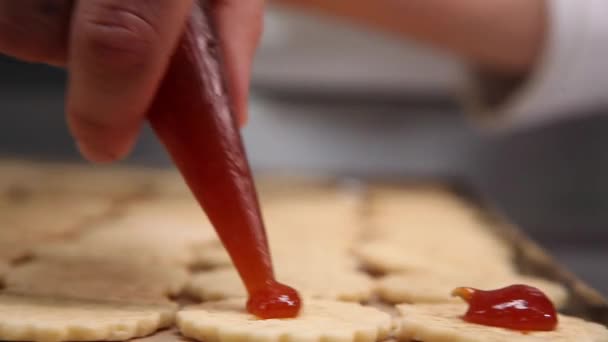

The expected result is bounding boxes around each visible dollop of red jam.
[148,3,301,319]
[247,281,302,319]
[452,284,558,331]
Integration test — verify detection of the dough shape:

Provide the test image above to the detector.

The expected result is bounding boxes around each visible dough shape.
[397,303,608,342]
[191,193,362,270]
[362,185,513,271]
[187,266,373,302]
[191,241,232,269]
[355,241,514,277]
[376,272,568,308]
[41,164,181,197]
[0,160,45,191]
[35,203,216,265]
[0,293,175,342]
[5,258,188,304]
[0,194,113,262]
[178,299,393,342]
[0,260,9,279]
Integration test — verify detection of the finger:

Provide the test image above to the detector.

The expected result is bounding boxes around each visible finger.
[67,0,193,163]
[0,0,71,65]
[212,0,264,126]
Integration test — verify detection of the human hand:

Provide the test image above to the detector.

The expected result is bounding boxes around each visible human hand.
[272,0,546,73]
[0,0,264,163]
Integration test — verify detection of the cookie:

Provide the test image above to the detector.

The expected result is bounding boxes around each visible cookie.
[186,265,373,302]
[0,194,113,262]
[35,204,216,265]
[178,299,393,342]
[0,293,175,342]
[376,272,568,308]
[0,260,9,279]
[191,241,232,269]
[355,241,515,277]
[5,258,188,304]
[397,302,608,342]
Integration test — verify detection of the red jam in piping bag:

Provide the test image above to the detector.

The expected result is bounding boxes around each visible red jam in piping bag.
[147,3,300,319]
[452,284,558,331]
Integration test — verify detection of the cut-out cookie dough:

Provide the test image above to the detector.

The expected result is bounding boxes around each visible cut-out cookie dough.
[186,266,373,302]
[365,186,512,263]
[0,194,112,237]
[0,260,9,279]
[0,293,176,342]
[191,241,232,269]
[178,299,393,342]
[376,272,568,308]
[0,160,45,191]
[35,210,216,265]
[355,241,515,277]
[397,303,608,342]
[0,194,113,262]
[40,164,163,197]
[5,259,188,304]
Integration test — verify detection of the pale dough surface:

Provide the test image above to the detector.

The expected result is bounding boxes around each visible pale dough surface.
[0,194,113,262]
[191,194,362,270]
[376,272,568,308]
[178,299,393,342]
[5,259,188,304]
[356,186,515,278]
[365,186,513,263]
[190,241,232,269]
[0,293,176,342]
[355,241,515,277]
[0,260,9,279]
[397,303,608,342]
[34,201,217,265]
[187,266,373,302]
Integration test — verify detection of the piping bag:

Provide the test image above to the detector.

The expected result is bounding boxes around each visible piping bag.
[147,2,301,319]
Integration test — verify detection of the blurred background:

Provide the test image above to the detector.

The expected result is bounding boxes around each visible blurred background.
[0,6,607,293]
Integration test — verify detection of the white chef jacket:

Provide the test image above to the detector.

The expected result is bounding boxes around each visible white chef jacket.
[468,0,608,130]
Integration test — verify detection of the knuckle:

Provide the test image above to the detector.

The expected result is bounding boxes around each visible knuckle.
[78,3,160,70]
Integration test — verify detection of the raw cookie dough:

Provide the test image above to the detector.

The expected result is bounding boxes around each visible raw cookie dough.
[397,303,608,342]
[355,241,515,277]
[0,260,9,279]
[376,272,568,308]
[0,194,113,262]
[187,266,373,302]
[191,240,358,271]
[178,299,393,342]
[35,207,216,265]
[5,258,188,304]
[191,241,232,269]
[0,293,176,342]
[364,185,513,263]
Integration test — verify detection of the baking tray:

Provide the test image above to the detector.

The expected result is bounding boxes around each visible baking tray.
[1,161,606,341]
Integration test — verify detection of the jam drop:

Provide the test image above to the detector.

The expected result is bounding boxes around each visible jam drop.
[247,281,301,319]
[452,284,558,331]
[148,3,301,318]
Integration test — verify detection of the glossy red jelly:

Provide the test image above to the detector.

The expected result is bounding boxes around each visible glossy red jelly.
[148,3,300,319]
[452,284,558,331]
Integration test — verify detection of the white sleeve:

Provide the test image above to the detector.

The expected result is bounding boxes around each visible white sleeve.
[466,0,608,130]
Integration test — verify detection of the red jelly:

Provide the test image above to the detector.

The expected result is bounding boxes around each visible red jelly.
[452,285,558,331]
[148,3,300,319]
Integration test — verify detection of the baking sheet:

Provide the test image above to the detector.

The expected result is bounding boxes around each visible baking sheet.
[1,161,606,342]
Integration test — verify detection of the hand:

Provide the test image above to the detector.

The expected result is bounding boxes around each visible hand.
[273,0,546,73]
[0,0,264,163]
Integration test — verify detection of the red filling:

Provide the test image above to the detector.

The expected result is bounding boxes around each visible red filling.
[148,4,300,319]
[452,284,558,331]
